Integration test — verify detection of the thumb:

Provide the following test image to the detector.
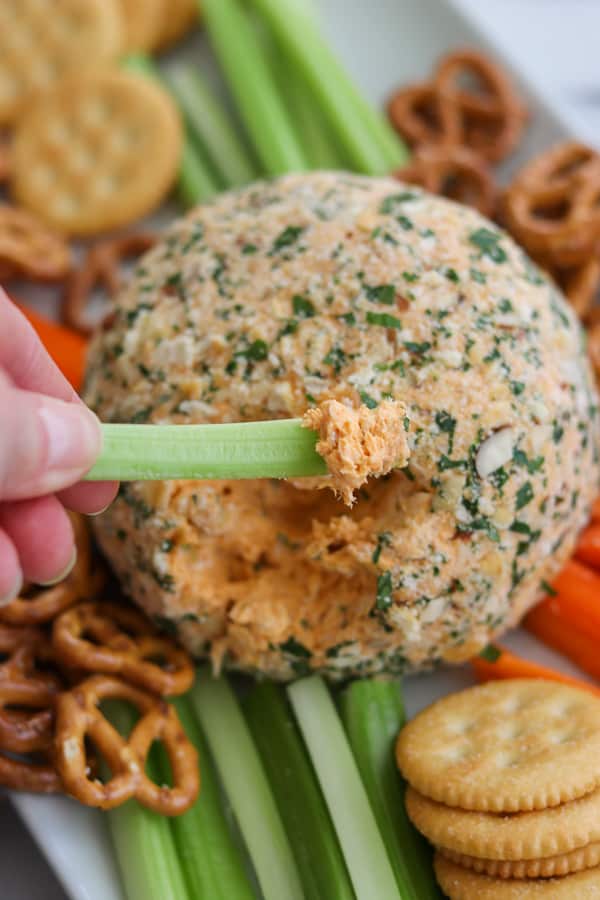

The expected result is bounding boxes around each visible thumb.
[0,374,102,502]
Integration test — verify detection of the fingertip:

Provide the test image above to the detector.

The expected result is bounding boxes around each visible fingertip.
[58,480,119,515]
[0,528,23,606]
[0,496,75,586]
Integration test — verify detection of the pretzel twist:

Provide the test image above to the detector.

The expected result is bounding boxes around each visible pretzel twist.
[0,206,71,282]
[394,144,496,217]
[387,49,527,164]
[502,142,600,267]
[52,602,194,697]
[0,515,104,626]
[55,675,199,814]
[62,233,156,335]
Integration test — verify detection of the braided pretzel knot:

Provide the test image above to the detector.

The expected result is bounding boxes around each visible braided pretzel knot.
[0,514,103,626]
[0,624,62,753]
[52,602,194,696]
[394,145,496,217]
[0,205,71,282]
[387,49,527,164]
[503,142,600,267]
[62,233,157,335]
[553,257,600,321]
[55,675,199,813]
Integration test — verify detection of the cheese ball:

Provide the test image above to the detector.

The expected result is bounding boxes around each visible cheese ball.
[84,172,599,679]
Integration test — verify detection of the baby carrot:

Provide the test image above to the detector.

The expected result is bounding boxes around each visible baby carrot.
[525,598,600,682]
[575,523,600,569]
[551,559,600,638]
[592,496,600,522]
[471,644,600,698]
[17,303,87,391]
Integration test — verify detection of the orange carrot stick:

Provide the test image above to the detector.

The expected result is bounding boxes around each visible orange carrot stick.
[551,559,600,638]
[525,598,600,681]
[471,644,600,698]
[592,496,600,522]
[16,303,87,392]
[576,523,600,569]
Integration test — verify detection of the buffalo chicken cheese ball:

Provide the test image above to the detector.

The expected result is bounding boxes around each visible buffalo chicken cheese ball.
[84,173,599,679]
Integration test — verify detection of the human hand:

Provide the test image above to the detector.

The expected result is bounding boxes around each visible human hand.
[0,290,118,604]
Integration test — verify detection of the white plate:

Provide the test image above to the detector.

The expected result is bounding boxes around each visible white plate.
[10,1,591,897]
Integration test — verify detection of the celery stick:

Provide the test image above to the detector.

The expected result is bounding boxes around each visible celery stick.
[201,0,308,175]
[106,702,190,900]
[164,65,257,188]
[288,676,400,900]
[245,682,354,900]
[85,419,327,482]
[249,0,409,174]
[121,53,221,205]
[191,674,304,900]
[164,697,255,900]
[341,679,441,900]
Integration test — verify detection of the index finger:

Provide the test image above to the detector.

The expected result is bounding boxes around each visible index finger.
[0,290,78,402]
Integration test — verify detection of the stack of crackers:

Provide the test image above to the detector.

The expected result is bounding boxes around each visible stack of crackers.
[397,679,600,897]
[0,0,197,246]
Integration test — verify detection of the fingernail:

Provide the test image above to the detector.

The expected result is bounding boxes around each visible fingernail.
[38,547,77,587]
[0,570,23,607]
[87,503,112,517]
[39,403,101,474]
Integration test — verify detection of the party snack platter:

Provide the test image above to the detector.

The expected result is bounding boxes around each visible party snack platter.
[7,0,594,898]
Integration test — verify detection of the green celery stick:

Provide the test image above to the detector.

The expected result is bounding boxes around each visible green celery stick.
[201,0,308,175]
[341,679,441,899]
[85,419,327,482]
[245,682,354,900]
[191,673,304,900]
[106,702,190,900]
[121,53,221,204]
[249,0,409,174]
[164,65,258,188]
[288,675,400,900]
[165,697,255,900]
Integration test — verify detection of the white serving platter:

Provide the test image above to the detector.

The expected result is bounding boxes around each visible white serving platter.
[8,0,594,897]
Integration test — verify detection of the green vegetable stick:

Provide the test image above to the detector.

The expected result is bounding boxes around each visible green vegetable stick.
[200,0,308,175]
[85,419,327,482]
[191,673,304,900]
[164,65,258,188]
[106,702,190,900]
[166,697,255,900]
[340,679,441,899]
[249,0,409,174]
[121,53,221,205]
[245,682,355,900]
[288,676,400,900]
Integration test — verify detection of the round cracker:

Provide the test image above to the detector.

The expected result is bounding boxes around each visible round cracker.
[441,842,600,879]
[405,786,600,860]
[11,72,182,236]
[0,0,122,124]
[155,0,198,51]
[118,0,165,52]
[397,679,600,812]
[434,854,600,899]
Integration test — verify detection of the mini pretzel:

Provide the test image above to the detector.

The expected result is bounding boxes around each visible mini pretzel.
[554,257,600,321]
[55,675,199,813]
[0,515,102,626]
[52,602,194,697]
[0,205,71,282]
[502,142,600,267]
[62,233,157,336]
[0,625,62,753]
[394,145,496,217]
[387,49,527,164]
[585,307,600,379]
[0,750,62,794]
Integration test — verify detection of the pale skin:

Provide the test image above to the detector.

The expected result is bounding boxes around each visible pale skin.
[0,291,118,603]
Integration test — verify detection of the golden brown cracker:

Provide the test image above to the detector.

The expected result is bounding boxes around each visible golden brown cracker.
[118,0,164,52]
[396,679,600,812]
[0,206,71,282]
[441,843,600,879]
[11,72,182,236]
[405,786,600,861]
[155,0,198,51]
[434,854,600,898]
[0,0,122,124]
